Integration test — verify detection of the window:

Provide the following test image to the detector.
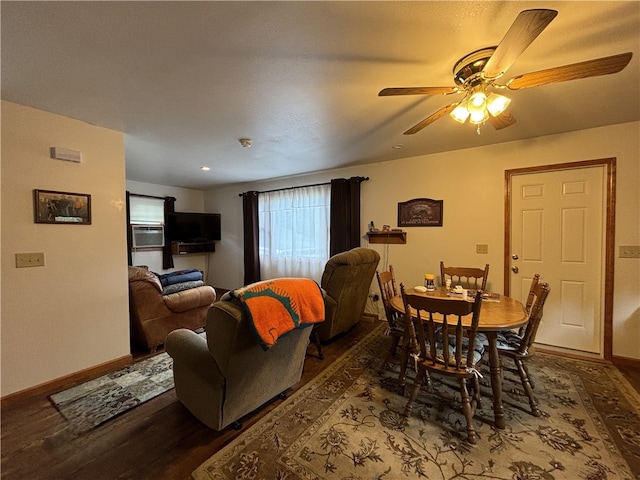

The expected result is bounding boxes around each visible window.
[129,195,165,225]
[258,184,330,282]
[129,195,166,249]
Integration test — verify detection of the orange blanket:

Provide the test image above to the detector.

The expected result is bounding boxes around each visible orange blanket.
[233,278,325,349]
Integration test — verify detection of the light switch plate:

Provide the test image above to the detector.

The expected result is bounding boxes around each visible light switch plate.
[15,252,45,268]
[619,245,640,258]
[476,244,489,254]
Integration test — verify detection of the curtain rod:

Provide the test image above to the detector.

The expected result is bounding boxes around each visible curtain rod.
[239,176,369,197]
[128,192,176,201]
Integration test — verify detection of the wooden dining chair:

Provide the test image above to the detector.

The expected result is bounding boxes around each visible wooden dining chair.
[376,265,404,361]
[496,281,550,417]
[440,261,489,291]
[519,274,540,336]
[400,283,485,444]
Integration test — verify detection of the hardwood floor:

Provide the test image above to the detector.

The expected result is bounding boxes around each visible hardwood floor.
[615,363,640,394]
[1,318,382,480]
[2,316,639,480]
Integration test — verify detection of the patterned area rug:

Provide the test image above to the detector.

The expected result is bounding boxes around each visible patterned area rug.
[193,324,640,480]
[49,352,174,434]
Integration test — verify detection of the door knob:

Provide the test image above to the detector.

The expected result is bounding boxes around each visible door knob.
[512,254,519,260]
[511,266,519,273]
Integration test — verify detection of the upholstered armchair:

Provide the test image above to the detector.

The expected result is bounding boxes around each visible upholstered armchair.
[128,266,216,352]
[165,294,312,431]
[314,247,381,343]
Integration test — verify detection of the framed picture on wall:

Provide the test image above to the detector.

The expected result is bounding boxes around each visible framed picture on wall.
[34,189,92,225]
[397,198,443,227]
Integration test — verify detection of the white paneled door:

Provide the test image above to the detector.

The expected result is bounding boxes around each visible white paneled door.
[509,165,606,354]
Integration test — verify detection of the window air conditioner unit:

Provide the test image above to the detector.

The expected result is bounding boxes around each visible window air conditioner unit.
[132,225,165,248]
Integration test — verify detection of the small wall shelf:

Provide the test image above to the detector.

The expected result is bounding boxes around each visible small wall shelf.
[367,231,407,245]
[171,241,215,255]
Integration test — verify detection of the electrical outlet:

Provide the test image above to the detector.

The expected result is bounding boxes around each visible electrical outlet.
[476,244,489,254]
[619,245,640,258]
[15,252,45,268]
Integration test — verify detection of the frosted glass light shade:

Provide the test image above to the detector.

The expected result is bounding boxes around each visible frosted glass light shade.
[469,108,489,124]
[486,93,511,117]
[450,102,470,123]
[467,92,487,114]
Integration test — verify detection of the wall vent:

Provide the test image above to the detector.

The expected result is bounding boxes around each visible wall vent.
[50,147,82,163]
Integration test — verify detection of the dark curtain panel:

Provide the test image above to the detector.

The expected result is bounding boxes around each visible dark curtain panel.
[330,177,366,256]
[242,191,260,285]
[125,192,133,266]
[162,197,176,270]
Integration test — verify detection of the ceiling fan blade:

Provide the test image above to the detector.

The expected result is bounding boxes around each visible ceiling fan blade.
[506,52,633,90]
[489,110,516,130]
[403,104,457,135]
[482,9,558,79]
[378,86,457,96]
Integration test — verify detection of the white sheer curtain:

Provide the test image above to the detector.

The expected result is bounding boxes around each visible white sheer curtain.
[259,184,330,282]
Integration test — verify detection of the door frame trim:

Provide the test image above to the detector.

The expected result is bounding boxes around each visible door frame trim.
[504,158,616,359]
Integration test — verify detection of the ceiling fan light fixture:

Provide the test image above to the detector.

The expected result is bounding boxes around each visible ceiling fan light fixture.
[381,9,632,135]
[486,92,511,117]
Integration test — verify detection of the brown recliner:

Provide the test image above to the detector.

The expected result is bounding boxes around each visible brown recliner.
[165,294,312,431]
[128,266,216,352]
[314,247,381,343]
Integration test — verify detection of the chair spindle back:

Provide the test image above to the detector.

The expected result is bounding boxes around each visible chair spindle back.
[401,284,483,373]
[440,261,490,291]
[518,281,550,355]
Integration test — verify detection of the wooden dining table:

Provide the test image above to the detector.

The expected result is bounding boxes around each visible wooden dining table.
[390,287,528,430]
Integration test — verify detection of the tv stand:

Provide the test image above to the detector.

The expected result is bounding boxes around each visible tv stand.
[171,241,215,255]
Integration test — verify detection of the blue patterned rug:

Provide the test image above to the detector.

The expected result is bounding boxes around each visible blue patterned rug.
[49,352,174,435]
[193,325,640,480]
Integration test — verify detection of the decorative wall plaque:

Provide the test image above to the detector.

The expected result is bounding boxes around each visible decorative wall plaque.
[397,198,443,227]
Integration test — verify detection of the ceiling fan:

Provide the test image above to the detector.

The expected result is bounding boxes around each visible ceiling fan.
[379,9,632,134]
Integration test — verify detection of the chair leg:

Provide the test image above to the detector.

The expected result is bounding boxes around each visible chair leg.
[390,334,401,357]
[522,361,535,389]
[470,376,482,410]
[423,370,432,389]
[311,328,324,360]
[458,378,478,444]
[378,333,401,374]
[402,367,424,419]
[396,339,411,395]
[515,358,540,416]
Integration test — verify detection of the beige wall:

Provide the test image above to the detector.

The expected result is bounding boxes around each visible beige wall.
[205,121,640,361]
[1,101,130,396]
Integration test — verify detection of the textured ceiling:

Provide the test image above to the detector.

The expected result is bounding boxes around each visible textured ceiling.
[2,1,638,189]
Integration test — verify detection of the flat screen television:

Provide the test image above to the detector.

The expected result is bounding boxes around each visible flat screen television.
[166,212,221,243]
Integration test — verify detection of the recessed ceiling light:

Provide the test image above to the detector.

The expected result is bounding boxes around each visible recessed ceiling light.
[392,144,405,149]
[201,166,211,171]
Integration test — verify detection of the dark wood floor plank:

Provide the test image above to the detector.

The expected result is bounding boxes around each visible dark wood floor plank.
[615,364,640,394]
